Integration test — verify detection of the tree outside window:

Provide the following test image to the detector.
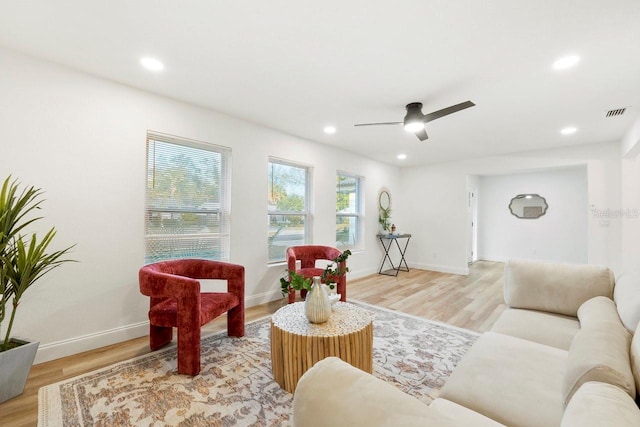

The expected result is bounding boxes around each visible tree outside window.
[268,159,310,263]
[336,173,362,249]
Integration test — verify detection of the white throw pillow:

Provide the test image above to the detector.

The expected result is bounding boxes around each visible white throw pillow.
[613,271,640,333]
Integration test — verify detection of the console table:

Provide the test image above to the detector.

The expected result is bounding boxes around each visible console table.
[377,233,411,276]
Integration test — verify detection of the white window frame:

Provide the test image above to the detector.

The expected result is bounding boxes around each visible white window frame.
[336,171,364,250]
[268,157,312,264]
[145,131,231,263]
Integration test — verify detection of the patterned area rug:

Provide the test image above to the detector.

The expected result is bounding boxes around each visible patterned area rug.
[38,302,478,426]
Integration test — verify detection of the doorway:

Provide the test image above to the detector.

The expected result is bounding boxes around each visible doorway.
[468,190,478,264]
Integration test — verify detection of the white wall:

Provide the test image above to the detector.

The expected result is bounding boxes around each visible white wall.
[477,167,588,263]
[621,155,640,272]
[399,142,623,275]
[0,47,399,362]
[622,115,640,158]
[397,166,470,274]
[621,116,640,272]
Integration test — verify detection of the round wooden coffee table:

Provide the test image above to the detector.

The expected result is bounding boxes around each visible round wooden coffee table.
[270,301,373,393]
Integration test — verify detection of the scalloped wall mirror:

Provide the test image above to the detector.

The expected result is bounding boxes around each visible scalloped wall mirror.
[509,194,548,219]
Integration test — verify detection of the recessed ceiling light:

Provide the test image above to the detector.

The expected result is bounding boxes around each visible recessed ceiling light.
[397,153,407,160]
[323,126,336,135]
[552,55,580,70]
[560,126,577,135]
[140,57,164,72]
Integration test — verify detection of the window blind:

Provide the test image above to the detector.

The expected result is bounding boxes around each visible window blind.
[145,131,231,263]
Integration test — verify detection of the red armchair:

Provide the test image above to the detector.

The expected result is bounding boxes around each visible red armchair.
[286,245,347,304]
[139,259,245,376]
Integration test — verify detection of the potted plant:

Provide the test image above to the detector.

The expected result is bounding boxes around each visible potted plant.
[378,207,391,232]
[280,249,352,297]
[0,176,75,402]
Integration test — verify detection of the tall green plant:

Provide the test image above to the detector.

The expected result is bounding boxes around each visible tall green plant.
[0,176,75,352]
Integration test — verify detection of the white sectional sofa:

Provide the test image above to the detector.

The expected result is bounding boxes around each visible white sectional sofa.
[292,259,640,427]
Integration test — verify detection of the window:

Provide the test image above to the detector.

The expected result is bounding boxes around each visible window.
[336,172,362,249]
[268,159,311,263]
[145,132,230,264]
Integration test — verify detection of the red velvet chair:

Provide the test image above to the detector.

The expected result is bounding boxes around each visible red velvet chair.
[286,245,347,304]
[139,259,245,376]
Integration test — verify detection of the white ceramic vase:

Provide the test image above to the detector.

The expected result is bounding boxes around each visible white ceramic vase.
[305,276,331,323]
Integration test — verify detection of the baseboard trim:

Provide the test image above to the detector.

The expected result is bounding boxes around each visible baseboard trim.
[245,289,283,307]
[476,255,509,263]
[408,262,469,276]
[35,292,292,364]
[35,321,149,364]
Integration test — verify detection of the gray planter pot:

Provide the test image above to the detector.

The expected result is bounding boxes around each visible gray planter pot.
[0,338,39,403]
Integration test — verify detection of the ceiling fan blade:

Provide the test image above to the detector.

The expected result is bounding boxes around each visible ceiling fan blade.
[354,121,403,127]
[415,128,429,141]
[423,101,475,123]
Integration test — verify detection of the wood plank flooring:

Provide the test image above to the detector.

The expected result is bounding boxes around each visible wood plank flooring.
[0,260,505,426]
[349,260,505,331]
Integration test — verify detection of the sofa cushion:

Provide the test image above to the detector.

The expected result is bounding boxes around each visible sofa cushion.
[504,259,614,317]
[490,308,579,350]
[439,332,567,427]
[613,271,640,333]
[430,399,506,427]
[563,322,635,406]
[577,296,623,328]
[561,382,640,427]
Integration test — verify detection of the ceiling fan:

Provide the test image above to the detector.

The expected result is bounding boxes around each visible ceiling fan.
[354,100,475,141]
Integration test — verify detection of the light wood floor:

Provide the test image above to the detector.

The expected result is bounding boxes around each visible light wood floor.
[1,260,505,426]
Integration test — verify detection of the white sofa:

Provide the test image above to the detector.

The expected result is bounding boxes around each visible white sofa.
[292,259,640,426]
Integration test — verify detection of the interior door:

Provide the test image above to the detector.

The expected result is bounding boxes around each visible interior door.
[468,191,477,264]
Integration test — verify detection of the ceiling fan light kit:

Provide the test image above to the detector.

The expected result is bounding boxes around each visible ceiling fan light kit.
[403,102,426,132]
[355,100,475,142]
[404,120,425,133]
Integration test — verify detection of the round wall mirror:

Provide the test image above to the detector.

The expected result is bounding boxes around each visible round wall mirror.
[378,190,391,210]
[509,194,548,219]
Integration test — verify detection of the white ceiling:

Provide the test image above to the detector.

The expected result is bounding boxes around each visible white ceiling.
[1,1,640,167]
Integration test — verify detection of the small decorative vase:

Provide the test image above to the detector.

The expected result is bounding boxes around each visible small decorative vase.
[305,276,332,323]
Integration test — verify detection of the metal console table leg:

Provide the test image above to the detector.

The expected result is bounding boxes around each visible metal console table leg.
[377,233,411,276]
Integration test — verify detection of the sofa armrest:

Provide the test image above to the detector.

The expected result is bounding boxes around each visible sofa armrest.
[293,357,475,427]
[293,357,431,427]
[561,382,640,427]
[504,259,614,317]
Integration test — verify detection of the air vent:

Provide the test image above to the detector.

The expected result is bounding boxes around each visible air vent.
[605,108,626,117]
